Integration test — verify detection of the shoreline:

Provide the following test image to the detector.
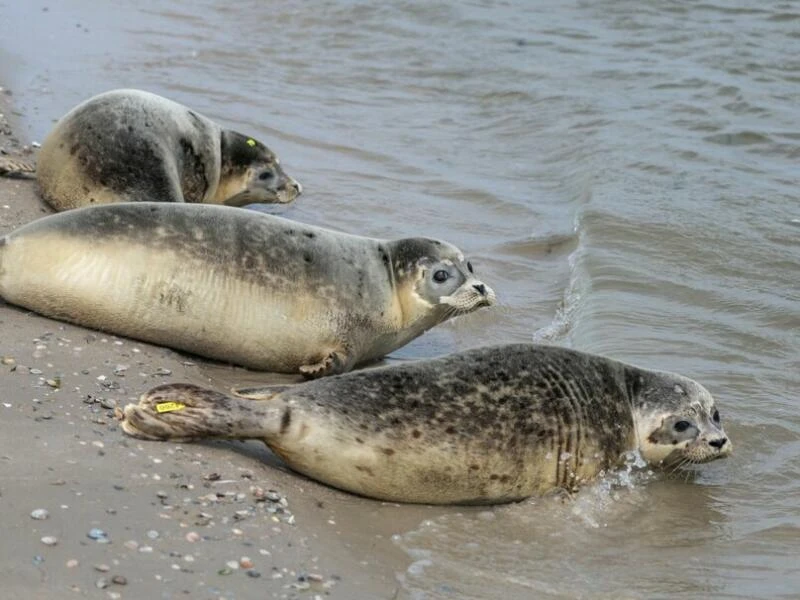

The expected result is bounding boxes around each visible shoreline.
[0,85,414,600]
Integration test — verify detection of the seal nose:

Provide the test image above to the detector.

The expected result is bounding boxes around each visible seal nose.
[473,283,486,295]
[290,179,302,196]
[709,437,727,449]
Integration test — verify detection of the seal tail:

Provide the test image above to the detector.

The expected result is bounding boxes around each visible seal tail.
[117,383,280,442]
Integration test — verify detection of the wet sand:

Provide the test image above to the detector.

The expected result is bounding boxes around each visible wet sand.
[0,87,411,599]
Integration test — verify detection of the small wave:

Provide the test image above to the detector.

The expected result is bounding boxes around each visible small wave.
[532,213,589,344]
[492,230,577,259]
[704,131,772,146]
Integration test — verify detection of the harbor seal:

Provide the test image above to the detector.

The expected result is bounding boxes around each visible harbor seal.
[119,344,732,505]
[36,89,302,210]
[0,202,495,377]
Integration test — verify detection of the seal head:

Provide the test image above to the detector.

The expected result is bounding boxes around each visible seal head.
[216,131,302,206]
[388,237,496,331]
[630,370,732,466]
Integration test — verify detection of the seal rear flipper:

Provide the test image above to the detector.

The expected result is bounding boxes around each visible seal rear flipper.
[117,383,279,442]
[0,156,36,179]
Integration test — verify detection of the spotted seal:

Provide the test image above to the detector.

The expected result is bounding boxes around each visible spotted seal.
[35,89,302,210]
[119,343,732,505]
[0,202,494,377]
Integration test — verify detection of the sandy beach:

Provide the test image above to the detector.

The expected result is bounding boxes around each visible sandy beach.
[0,86,419,600]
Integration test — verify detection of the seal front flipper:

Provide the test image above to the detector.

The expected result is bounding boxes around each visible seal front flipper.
[298,348,351,379]
[118,383,280,442]
[222,190,255,207]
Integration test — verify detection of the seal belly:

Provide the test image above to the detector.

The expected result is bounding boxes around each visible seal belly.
[0,232,336,371]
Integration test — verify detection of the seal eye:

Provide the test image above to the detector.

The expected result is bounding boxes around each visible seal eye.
[712,409,720,423]
[258,171,274,181]
[467,261,474,274]
[433,270,449,283]
[673,420,692,433]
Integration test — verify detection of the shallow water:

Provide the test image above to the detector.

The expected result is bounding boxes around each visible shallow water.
[2,0,799,597]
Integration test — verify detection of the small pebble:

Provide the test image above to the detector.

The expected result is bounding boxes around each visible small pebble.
[94,564,110,572]
[218,567,233,576]
[225,560,239,570]
[99,398,117,410]
[240,557,254,569]
[30,508,49,520]
[185,531,200,543]
[87,528,109,542]
[247,570,261,578]
[66,559,79,568]
[146,530,159,540]
[265,490,281,502]
[96,577,109,589]
[2,356,16,365]
[40,536,58,546]
[123,540,139,550]
[111,575,127,585]
[32,555,44,566]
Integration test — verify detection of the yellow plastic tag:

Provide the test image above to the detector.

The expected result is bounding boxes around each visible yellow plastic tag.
[246,138,257,147]
[156,401,185,413]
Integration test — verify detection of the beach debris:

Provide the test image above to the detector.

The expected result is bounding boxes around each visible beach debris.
[100,398,117,410]
[30,508,49,520]
[185,531,201,543]
[40,536,58,546]
[87,528,109,543]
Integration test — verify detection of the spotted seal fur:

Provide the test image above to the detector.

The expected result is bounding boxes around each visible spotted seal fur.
[35,89,301,210]
[0,202,494,377]
[119,344,732,504]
